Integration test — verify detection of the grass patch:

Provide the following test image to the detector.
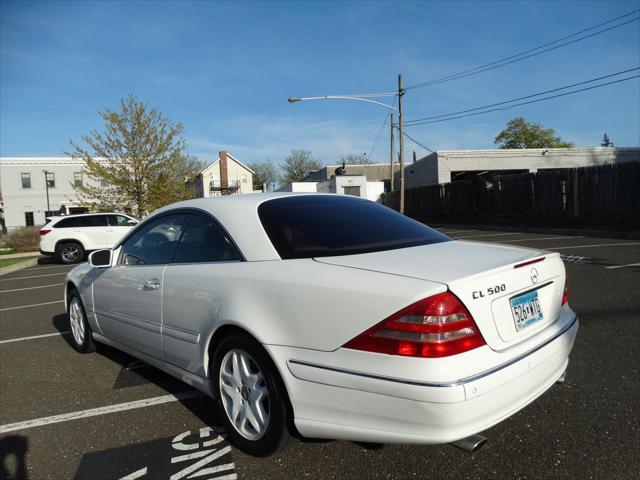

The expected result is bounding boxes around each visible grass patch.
[0,257,29,268]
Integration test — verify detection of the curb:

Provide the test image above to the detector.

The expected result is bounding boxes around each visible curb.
[430,224,640,240]
[0,251,41,259]
[0,257,40,277]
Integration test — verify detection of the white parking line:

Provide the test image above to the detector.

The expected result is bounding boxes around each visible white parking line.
[605,263,640,269]
[24,264,74,271]
[0,391,204,434]
[0,272,68,281]
[456,232,521,239]
[549,242,640,250]
[0,300,64,312]
[0,283,64,293]
[497,236,584,243]
[0,331,70,344]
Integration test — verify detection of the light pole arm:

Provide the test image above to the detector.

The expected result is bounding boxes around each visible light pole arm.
[288,95,399,113]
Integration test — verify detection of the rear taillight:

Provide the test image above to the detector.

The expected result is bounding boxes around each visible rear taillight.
[343,291,486,358]
[39,229,51,236]
[562,278,568,305]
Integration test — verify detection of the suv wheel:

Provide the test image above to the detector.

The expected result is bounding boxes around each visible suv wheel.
[56,242,84,264]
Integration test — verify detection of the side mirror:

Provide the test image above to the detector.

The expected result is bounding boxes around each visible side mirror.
[89,249,112,268]
[127,219,137,226]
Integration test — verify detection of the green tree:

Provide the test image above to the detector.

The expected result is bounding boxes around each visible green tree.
[280,149,322,184]
[248,159,279,190]
[67,95,200,217]
[494,117,573,149]
[341,153,372,165]
[601,133,614,147]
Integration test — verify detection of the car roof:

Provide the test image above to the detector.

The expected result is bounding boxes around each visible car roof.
[149,193,361,261]
[54,212,131,218]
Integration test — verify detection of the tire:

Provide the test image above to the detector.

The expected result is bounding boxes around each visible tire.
[211,332,290,456]
[67,289,96,353]
[56,241,84,264]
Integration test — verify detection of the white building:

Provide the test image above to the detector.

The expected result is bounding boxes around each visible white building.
[404,147,640,188]
[279,175,384,202]
[193,151,255,197]
[0,157,103,230]
[277,163,390,202]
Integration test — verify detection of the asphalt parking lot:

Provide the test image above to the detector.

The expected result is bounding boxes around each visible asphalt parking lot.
[1,228,638,480]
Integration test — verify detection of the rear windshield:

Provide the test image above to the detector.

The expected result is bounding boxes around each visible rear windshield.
[258,195,450,259]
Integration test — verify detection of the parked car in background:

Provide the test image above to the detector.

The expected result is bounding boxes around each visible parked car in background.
[40,213,138,264]
[63,194,577,456]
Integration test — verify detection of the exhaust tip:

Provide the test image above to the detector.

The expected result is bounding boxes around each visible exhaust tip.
[451,434,488,453]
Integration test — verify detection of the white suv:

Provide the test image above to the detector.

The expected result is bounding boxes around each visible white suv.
[39,213,138,264]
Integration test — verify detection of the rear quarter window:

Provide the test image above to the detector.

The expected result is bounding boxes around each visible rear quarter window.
[258,195,450,259]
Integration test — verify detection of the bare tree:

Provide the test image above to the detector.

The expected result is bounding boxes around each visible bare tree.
[280,149,322,184]
[248,159,279,190]
[341,153,372,165]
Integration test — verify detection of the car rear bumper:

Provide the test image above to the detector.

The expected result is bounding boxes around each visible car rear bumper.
[266,311,578,444]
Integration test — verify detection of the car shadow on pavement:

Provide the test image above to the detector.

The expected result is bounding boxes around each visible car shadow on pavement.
[49,314,383,455]
[36,256,58,266]
[0,435,29,480]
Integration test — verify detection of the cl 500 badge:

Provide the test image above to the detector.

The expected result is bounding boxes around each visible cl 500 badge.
[472,283,506,299]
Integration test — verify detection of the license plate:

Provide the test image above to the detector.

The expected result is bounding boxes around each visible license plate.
[510,290,544,332]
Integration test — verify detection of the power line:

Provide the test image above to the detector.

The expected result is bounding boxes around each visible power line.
[405,9,640,90]
[367,97,397,160]
[402,132,436,154]
[405,67,640,125]
[405,74,640,126]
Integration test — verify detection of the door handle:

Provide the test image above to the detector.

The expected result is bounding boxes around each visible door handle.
[143,278,160,291]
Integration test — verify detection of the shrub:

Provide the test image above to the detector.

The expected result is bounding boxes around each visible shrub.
[5,227,40,252]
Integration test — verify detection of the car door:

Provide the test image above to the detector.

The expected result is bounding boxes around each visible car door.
[92,213,189,358]
[75,215,109,250]
[106,214,137,247]
[162,212,244,375]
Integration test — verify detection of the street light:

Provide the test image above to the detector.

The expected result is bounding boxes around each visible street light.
[42,170,51,216]
[288,77,406,213]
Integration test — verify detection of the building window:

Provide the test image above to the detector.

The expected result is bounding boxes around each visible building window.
[24,212,34,226]
[74,172,83,187]
[21,173,31,189]
[45,172,55,188]
[241,175,247,184]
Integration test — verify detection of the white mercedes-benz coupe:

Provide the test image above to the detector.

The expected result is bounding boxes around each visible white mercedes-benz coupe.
[65,193,578,456]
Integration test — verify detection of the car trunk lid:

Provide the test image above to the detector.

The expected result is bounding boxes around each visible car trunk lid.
[315,240,566,351]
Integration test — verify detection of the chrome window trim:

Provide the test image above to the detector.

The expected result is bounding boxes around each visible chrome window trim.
[289,313,578,389]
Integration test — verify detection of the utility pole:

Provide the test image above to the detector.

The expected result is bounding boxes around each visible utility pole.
[397,74,405,214]
[389,112,394,192]
[43,170,51,215]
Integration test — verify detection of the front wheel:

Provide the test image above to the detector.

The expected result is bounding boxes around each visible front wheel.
[67,290,96,353]
[211,333,290,456]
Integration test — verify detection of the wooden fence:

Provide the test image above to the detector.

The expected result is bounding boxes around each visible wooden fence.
[382,160,640,222]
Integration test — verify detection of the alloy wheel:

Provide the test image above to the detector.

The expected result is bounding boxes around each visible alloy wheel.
[62,245,80,263]
[219,349,270,441]
[69,297,86,345]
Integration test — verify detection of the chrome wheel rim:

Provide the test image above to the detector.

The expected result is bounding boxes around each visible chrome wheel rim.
[219,349,270,441]
[61,245,80,263]
[69,297,86,345]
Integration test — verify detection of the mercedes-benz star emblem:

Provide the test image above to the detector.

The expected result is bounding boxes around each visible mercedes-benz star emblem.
[531,267,539,284]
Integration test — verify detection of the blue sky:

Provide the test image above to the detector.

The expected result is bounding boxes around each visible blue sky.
[1,0,639,166]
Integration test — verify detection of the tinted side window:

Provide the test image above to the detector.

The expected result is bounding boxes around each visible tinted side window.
[76,215,108,227]
[107,215,132,227]
[258,196,450,259]
[173,213,242,263]
[54,217,78,228]
[121,214,189,266]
